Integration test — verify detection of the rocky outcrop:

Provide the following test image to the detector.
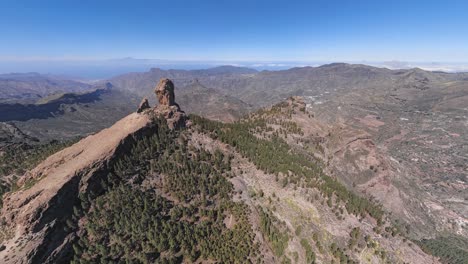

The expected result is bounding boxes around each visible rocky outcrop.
[155,78,176,106]
[152,78,187,129]
[137,97,150,113]
[0,78,187,263]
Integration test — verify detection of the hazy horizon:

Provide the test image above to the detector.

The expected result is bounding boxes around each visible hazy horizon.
[2,0,468,79]
[1,57,468,79]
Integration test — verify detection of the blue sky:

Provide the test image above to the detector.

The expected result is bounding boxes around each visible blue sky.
[1,0,467,62]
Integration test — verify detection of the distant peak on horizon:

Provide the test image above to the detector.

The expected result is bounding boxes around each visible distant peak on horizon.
[2,59,468,80]
[148,65,258,74]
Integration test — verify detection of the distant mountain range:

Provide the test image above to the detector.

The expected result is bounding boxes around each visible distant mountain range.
[177,80,252,122]
[0,72,92,103]
[2,58,468,79]
[1,63,468,140]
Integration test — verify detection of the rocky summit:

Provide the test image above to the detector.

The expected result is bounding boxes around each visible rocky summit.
[152,78,187,129]
[137,78,187,128]
[155,78,176,106]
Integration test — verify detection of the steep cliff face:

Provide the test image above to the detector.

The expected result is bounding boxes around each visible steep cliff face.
[155,78,176,106]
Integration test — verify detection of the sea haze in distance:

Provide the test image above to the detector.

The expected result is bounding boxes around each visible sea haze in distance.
[1,57,468,80]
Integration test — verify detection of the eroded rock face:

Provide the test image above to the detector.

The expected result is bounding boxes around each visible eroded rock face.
[155,78,175,106]
[152,78,187,129]
[153,105,187,130]
[137,97,150,113]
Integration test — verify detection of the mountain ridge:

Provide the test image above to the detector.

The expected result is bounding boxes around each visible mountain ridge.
[177,80,252,122]
[0,65,466,263]
[0,78,188,263]
[0,78,453,263]
[0,73,92,104]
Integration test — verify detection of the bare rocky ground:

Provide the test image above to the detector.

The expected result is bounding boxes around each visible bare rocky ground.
[300,79,468,239]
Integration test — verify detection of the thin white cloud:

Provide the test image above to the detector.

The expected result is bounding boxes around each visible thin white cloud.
[377,60,468,72]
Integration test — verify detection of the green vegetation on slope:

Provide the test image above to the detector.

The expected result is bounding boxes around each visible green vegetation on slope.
[0,139,79,177]
[0,138,79,206]
[190,114,384,223]
[71,117,258,264]
[259,207,289,257]
[417,235,468,264]
[300,238,316,264]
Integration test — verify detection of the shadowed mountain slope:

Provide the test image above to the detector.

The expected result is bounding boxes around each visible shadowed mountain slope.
[0,73,91,103]
[3,83,140,140]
